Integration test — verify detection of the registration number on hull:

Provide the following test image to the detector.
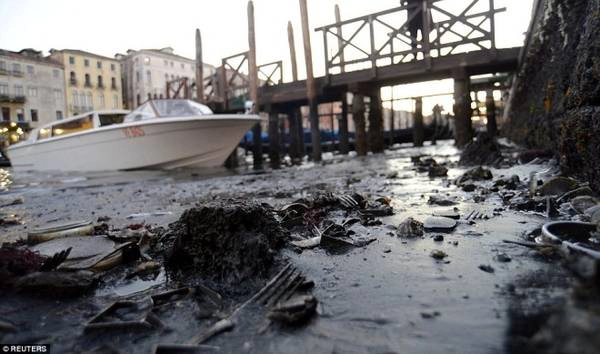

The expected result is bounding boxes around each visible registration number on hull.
[122,127,145,138]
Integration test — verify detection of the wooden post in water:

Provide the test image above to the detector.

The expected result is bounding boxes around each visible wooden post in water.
[453,69,472,147]
[352,93,367,156]
[248,1,262,169]
[299,0,321,161]
[287,21,304,161]
[485,89,497,137]
[413,97,424,147]
[389,90,395,146]
[368,89,385,153]
[195,29,204,103]
[268,108,281,169]
[339,93,349,154]
[334,4,345,73]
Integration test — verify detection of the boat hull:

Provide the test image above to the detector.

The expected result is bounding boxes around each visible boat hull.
[8,116,259,171]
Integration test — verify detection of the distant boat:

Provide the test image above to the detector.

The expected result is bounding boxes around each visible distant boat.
[7,99,260,171]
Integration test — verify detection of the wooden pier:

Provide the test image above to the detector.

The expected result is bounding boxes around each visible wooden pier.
[195,0,522,166]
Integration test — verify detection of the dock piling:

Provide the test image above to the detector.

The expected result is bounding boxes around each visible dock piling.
[352,93,368,156]
[413,97,424,147]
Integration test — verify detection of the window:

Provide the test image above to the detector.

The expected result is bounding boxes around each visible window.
[147,93,152,100]
[28,87,38,97]
[97,61,102,69]
[0,61,6,71]
[72,90,79,106]
[164,60,168,66]
[54,89,62,100]
[98,93,105,108]
[14,85,23,96]
[180,63,184,69]
[85,92,93,108]
[0,83,9,95]
[146,70,151,83]
[110,63,116,71]
[30,109,38,122]
[84,73,91,87]
[16,109,24,122]
[52,115,93,137]
[99,113,125,126]
[144,57,151,65]
[84,59,90,67]
[70,71,76,85]
[112,94,118,109]
[159,93,163,99]
[2,107,9,121]
[170,61,173,67]
[97,75,104,88]
[56,111,63,120]
[26,65,34,74]
[153,93,157,99]
[39,127,51,140]
[136,71,140,82]
[136,94,141,106]
[111,77,117,89]
[12,63,22,74]
[69,56,75,64]
[53,69,60,78]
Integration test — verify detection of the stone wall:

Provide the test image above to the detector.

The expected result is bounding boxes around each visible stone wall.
[505,0,600,190]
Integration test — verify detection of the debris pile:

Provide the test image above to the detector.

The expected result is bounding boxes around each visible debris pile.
[459,132,502,166]
[166,200,288,290]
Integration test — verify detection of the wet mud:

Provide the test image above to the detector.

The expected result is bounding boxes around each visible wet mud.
[0,140,598,353]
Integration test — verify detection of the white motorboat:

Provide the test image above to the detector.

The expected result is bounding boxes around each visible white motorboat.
[7,99,261,171]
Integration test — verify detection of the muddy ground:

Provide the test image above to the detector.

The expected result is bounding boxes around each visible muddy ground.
[0,140,595,354]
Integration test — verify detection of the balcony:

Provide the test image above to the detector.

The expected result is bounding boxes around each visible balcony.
[70,78,77,86]
[0,94,26,104]
[111,85,118,91]
[0,68,7,76]
[11,70,23,77]
[84,81,92,88]
[97,83,105,89]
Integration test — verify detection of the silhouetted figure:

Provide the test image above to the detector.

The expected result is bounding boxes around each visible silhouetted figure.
[404,0,424,52]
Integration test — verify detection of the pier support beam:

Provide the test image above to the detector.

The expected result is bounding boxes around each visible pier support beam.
[269,109,281,169]
[352,93,368,156]
[453,70,473,147]
[195,29,204,103]
[299,0,321,161]
[485,89,497,137]
[368,89,385,153]
[247,1,262,169]
[339,94,349,154]
[413,97,424,147]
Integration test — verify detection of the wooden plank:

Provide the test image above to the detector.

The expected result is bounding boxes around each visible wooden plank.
[334,5,345,73]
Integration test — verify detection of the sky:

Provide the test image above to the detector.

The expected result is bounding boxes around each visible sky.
[0,0,534,113]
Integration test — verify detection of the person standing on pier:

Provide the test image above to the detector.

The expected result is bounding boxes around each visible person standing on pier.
[403,0,431,59]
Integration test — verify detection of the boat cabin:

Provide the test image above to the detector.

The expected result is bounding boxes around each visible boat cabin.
[123,99,213,122]
[31,110,130,143]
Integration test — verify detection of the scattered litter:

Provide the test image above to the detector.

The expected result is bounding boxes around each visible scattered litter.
[27,220,94,244]
[478,264,495,273]
[397,217,424,238]
[423,216,457,232]
[126,211,173,219]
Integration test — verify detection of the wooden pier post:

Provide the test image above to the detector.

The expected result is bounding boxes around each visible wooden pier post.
[248,1,263,169]
[485,89,497,137]
[368,89,385,153]
[339,94,349,154]
[413,97,424,147]
[299,0,321,162]
[195,29,204,103]
[268,108,281,169]
[335,4,345,73]
[352,93,367,156]
[453,69,472,147]
[287,21,299,82]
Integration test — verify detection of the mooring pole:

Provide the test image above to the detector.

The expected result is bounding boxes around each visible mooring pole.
[453,68,472,147]
[299,0,321,162]
[287,21,299,82]
[268,108,281,169]
[352,93,367,156]
[485,89,497,137]
[248,1,262,169]
[195,29,204,103]
[390,90,395,146]
[413,97,424,147]
[368,89,385,153]
[334,4,345,73]
[339,93,349,154]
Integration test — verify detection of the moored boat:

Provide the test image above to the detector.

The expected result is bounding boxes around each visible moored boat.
[7,99,261,171]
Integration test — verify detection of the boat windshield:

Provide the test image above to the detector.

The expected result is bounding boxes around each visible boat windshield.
[124,99,213,122]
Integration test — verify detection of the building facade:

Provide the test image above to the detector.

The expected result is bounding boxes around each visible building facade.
[0,48,66,132]
[116,47,215,109]
[49,49,123,117]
